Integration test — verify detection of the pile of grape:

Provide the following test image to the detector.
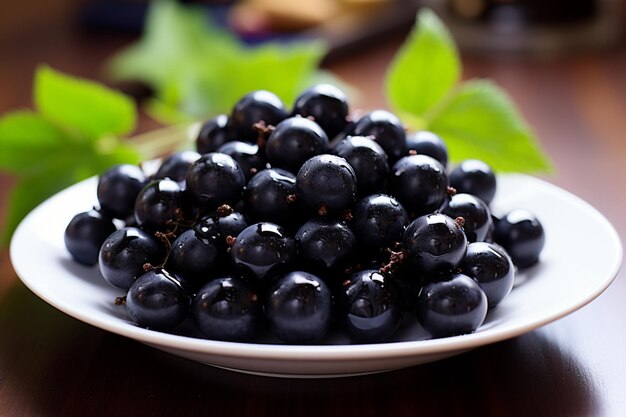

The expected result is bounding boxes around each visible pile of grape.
[64,85,545,344]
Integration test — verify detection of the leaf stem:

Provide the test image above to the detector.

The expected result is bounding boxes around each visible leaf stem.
[129,122,200,159]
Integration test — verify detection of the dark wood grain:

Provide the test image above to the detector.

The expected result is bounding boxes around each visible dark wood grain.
[1,23,625,417]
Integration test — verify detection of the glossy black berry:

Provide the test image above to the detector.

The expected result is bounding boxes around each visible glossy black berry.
[192,277,260,342]
[196,114,232,153]
[332,136,389,196]
[265,271,332,343]
[441,193,493,242]
[292,84,349,139]
[493,209,545,268]
[449,159,497,205]
[230,222,295,283]
[155,150,201,182]
[461,242,515,308]
[216,141,267,181]
[194,211,248,247]
[338,269,401,343]
[67,85,552,346]
[392,273,423,327]
[244,168,299,227]
[352,194,409,250]
[352,110,407,162]
[230,90,288,142]
[295,218,356,275]
[64,209,116,266]
[403,213,467,278]
[417,273,488,338]
[134,178,194,233]
[266,117,329,173]
[390,154,449,217]
[126,268,191,331]
[295,154,357,215]
[97,164,147,219]
[186,152,246,210]
[167,228,222,289]
[406,131,448,167]
[99,227,166,290]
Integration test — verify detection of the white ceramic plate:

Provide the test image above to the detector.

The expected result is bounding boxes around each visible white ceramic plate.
[10,174,622,378]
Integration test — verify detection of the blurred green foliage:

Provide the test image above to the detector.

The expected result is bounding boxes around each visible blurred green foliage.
[108,1,331,123]
[0,66,140,242]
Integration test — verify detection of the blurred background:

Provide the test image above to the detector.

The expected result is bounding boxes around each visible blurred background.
[0,0,624,116]
[0,0,625,227]
[2,3,626,415]
[1,0,624,52]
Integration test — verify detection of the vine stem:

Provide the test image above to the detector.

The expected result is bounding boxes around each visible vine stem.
[129,122,201,159]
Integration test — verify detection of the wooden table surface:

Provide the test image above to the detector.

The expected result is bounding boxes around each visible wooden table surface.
[1,24,626,417]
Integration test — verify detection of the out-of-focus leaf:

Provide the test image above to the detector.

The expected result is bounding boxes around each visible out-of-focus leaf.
[108,1,237,87]
[175,41,327,118]
[0,67,142,245]
[0,111,68,174]
[35,66,136,139]
[108,1,328,122]
[3,170,74,244]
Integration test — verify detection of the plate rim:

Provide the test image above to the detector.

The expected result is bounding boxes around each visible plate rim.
[9,174,623,364]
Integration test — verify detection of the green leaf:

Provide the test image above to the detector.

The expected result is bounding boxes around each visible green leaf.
[428,79,553,173]
[107,1,328,123]
[35,66,136,139]
[1,138,140,244]
[386,8,460,118]
[0,111,69,174]
[3,171,74,244]
[108,1,239,89]
[145,97,197,126]
[172,41,327,118]
[0,67,141,245]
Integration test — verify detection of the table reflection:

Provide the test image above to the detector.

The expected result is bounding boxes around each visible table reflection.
[0,279,597,417]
